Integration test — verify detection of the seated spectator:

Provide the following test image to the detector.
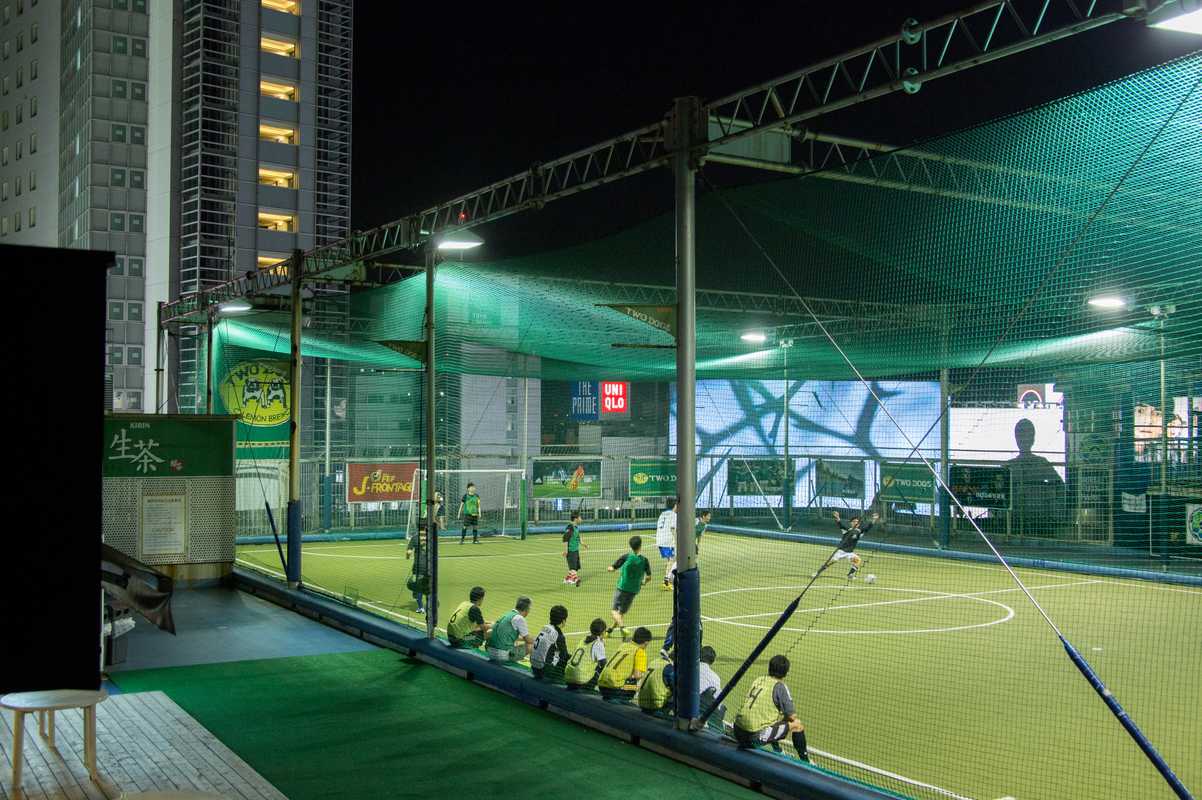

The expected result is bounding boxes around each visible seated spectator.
[530,605,570,683]
[485,596,534,664]
[446,586,491,648]
[597,627,652,702]
[565,618,608,691]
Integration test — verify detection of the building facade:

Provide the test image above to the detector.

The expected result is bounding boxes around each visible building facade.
[0,0,351,414]
[0,0,58,248]
[148,0,352,415]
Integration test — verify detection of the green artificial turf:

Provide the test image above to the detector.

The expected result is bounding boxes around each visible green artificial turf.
[111,649,762,800]
[236,530,1202,800]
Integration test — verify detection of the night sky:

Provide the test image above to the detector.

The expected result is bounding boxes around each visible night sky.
[351,1,1200,259]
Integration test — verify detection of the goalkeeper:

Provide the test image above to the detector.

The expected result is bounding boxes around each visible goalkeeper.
[820,510,880,580]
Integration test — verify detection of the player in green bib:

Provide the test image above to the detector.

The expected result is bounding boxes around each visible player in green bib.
[565,618,608,690]
[605,535,651,638]
[458,482,482,544]
[695,509,711,555]
[733,654,808,760]
[561,511,586,586]
[636,656,675,716]
[446,586,491,648]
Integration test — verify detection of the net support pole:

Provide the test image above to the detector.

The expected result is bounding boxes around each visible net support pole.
[939,368,951,547]
[154,301,165,414]
[670,96,702,730]
[285,250,304,586]
[425,246,439,639]
[204,301,214,415]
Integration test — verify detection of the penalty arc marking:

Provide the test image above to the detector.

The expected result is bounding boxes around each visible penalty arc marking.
[700,585,1017,635]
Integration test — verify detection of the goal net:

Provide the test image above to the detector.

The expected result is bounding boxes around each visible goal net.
[404,468,526,540]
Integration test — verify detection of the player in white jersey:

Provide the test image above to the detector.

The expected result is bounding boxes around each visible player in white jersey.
[655,498,678,590]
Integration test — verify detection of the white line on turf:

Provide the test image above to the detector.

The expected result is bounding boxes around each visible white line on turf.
[810,747,973,800]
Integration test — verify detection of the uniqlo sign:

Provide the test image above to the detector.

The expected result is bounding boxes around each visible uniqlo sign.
[600,381,630,418]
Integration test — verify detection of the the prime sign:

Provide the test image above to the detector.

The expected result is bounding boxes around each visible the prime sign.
[571,380,630,421]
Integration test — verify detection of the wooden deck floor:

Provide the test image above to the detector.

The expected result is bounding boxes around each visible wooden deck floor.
[0,692,286,800]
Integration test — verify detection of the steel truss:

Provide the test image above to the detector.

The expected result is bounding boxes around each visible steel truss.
[161,0,1144,325]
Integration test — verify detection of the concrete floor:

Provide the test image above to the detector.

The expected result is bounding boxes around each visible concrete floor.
[106,586,375,674]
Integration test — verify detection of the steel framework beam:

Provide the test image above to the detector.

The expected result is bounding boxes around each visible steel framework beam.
[159,0,1139,325]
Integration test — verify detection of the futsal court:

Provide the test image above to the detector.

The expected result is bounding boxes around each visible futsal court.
[236,528,1202,800]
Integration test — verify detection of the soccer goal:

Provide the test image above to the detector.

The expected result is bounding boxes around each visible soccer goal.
[404,468,527,540]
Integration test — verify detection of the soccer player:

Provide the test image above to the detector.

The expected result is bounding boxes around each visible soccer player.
[485,595,534,663]
[597,626,652,702]
[458,482,482,544]
[565,618,608,691]
[446,586,491,649]
[695,508,712,555]
[656,498,678,589]
[733,654,808,761]
[403,525,428,613]
[822,510,880,580]
[434,491,447,533]
[606,535,652,638]
[562,511,587,586]
[636,653,675,717]
[530,605,570,684]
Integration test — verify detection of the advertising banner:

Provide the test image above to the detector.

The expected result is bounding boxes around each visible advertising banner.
[629,458,677,498]
[571,381,600,421]
[727,458,793,497]
[345,462,419,504]
[815,459,865,499]
[217,359,291,459]
[879,462,935,502]
[950,464,1011,509]
[1187,504,1202,546]
[532,459,603,498]
[104,416,234,478]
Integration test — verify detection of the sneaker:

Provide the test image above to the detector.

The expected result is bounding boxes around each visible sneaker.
[415,606,425,614]
[659,648,670,660]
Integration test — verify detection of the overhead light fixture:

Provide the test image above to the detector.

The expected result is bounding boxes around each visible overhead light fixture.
[740,331,768,344]
[1144,0,1202,34]
[1087,294,1127,310]
[435,228,484,251]
[217,299,253,314]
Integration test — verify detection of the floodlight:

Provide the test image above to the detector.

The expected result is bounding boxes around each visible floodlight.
[740,331,768,343]
[217,298,253,314]
[436,228,484,251]
[1087,294,1127,310]
[1146,0,1202,34]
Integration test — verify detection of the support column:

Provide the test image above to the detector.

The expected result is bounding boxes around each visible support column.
[286,250,304,586]
[321,361,334,531]
[204,302,215,415]
[154,301,165,414]
[425,247,439,638]
[939,368,952,547]
[670,96,702,729]
[1159,317,1168,496]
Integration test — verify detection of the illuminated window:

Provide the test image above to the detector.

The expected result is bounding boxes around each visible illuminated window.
[258,166,296,188]
[260,79,297,101]
[258,122,296,144]
[260,35,297,58]
[261,0,300,13]
[257,211,296,233]
[257,253,288,269]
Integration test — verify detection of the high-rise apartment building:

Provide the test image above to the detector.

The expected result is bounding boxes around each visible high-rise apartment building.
[149,0,352,414]
[0,0,56,249]
[0,0,352,414]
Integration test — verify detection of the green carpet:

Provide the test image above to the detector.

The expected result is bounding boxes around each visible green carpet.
[111,649,761,800]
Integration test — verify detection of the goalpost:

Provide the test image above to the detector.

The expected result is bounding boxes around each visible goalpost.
[404,468,527,540]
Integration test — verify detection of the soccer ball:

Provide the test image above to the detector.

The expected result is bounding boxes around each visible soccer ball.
[865,574,877,584]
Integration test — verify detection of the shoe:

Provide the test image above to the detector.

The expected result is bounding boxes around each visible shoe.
[473,539,480,544]
[415,606,425,614]
[659,648,670,660]
[660,583,671,591]
[459,540,465,545]
[770,742,783,753]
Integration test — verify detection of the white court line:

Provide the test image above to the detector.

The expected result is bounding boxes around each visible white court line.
[702,580,1101,623]
[810,747,973,800]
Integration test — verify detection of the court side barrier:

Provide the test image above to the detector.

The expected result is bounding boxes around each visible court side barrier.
[234,566,897,800]
[235,521,655,546]
[709,524,1202,589]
